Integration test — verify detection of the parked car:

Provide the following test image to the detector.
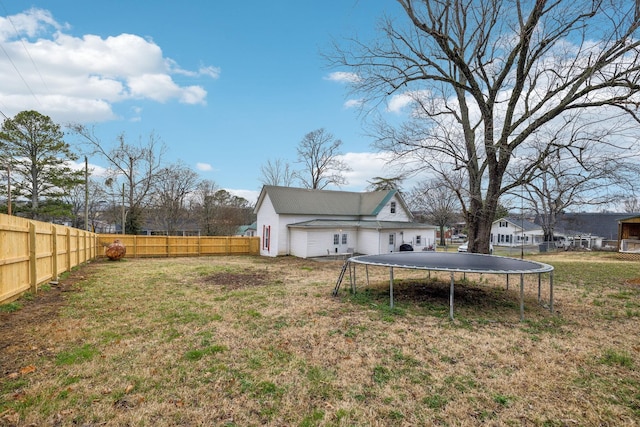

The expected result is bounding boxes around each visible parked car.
[457,242,493,254]
[399,243,414,251]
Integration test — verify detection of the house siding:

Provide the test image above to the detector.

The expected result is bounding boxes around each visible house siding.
[375,194,411,222]
[257,194,279,257]
[289,228,309,258]
[490,218,544,246]
[401,229,436,250]
[255,186,436,258]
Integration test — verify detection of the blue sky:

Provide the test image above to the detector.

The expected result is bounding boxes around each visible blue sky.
[0,1,410,203]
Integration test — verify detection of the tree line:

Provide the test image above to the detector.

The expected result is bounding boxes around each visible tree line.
[0,110,254,235]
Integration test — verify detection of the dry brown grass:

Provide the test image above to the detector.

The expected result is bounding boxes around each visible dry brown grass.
[1,252,640,426]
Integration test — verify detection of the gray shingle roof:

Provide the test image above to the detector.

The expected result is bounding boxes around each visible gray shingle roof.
[501,216,541,232]
[287,219,435,230]
[256,186,400,216]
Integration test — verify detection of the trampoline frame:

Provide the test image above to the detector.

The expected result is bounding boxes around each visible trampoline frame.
[333,252,554,321]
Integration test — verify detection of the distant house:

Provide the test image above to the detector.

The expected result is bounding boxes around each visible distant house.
[236,221,257,237]
[254,186,437,258]
[551,212,639,242]
[533,212,640,249]
[491,217,545,246]
[618,215,640,253]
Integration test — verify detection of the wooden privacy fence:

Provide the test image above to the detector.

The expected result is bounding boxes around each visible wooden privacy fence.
[0,215,261,305]
[0,214,98,305]
[97,234,260,258]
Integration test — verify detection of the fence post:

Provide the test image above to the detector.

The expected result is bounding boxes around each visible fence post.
[66,228,72,272]
[52,225,58,281]
[29,222,37,294]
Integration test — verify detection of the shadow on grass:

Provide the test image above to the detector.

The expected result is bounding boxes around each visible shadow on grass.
[343,278,552,323]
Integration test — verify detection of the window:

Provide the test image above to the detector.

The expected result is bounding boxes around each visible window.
[333,234,339,245]
[390,202,396,213]
[341,234,348,245]
[499,221,508,227]
[389,234,395,245]
[416,235,422,245]
[262,225,270,251]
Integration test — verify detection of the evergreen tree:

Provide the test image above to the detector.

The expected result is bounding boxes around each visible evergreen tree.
[0,110,84,220]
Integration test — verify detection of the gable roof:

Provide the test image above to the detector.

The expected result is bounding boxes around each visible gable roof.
[495,216,541,232]
[254,186,411,218]
[287,219,436,230]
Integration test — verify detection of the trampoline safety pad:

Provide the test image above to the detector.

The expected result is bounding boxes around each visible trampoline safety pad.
[333,251,554,321]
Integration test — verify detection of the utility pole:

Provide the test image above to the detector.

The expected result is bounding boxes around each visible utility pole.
[84,157,89,231]
[122,182,126,235]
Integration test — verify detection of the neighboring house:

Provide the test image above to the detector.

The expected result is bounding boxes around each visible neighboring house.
[618,215,640,253]
[254,186,437,258]
[236,221,257,237]
[491,217,545,247]
[534,212,640,249]
[551,212,640,242]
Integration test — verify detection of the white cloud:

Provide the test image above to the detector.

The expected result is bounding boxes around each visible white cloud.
[226,188,259,204]
[386,93,415,114]
[325,71,361,84]
[196,162,213,172]
[0,8,218,122]
[68,159,108,177]
[337,152,396,189]
[386,90,432,114]
[344,99,363,109]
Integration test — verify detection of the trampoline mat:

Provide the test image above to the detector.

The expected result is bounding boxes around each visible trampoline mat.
[350,251,553,274]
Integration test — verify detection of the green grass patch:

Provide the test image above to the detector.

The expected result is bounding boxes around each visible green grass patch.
[0,301,22,313]
[599,348,634,368]
[55,343,99,366]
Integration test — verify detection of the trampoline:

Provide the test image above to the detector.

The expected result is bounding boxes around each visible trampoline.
[332,251,554,320]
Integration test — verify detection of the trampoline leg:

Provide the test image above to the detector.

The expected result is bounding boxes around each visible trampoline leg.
[550,271,554,313]
[506,273,509,290]
[520,273,525,321]
[449,272,455,321]
[390,267,394,309]
[537,273,541,303]
[365,265,370,288]
[352,263,357,293]
[349,262,355,294]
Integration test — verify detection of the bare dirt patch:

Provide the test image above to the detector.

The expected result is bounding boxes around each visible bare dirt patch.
[201,271,272,290]
[0,261,101,377]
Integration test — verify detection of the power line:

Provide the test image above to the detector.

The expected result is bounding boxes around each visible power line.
[0,1,50,93]
[0,2,44,107]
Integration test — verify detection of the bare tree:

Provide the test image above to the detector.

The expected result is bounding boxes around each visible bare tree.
[623,197,640,213]
[72,125,166,234]
[149,162,199,235]
[260,158,295,187]
[192,180,219,236]
[331,0,640,253]
[510,121,639,241]
[193,187,253,236]
[294,128,351,189]
[408,178,460,246]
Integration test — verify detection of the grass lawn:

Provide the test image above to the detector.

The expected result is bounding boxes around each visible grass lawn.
[1,252,639,426]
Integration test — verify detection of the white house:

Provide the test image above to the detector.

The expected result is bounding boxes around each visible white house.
[491,217,545,247]
[254,186,437,258]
